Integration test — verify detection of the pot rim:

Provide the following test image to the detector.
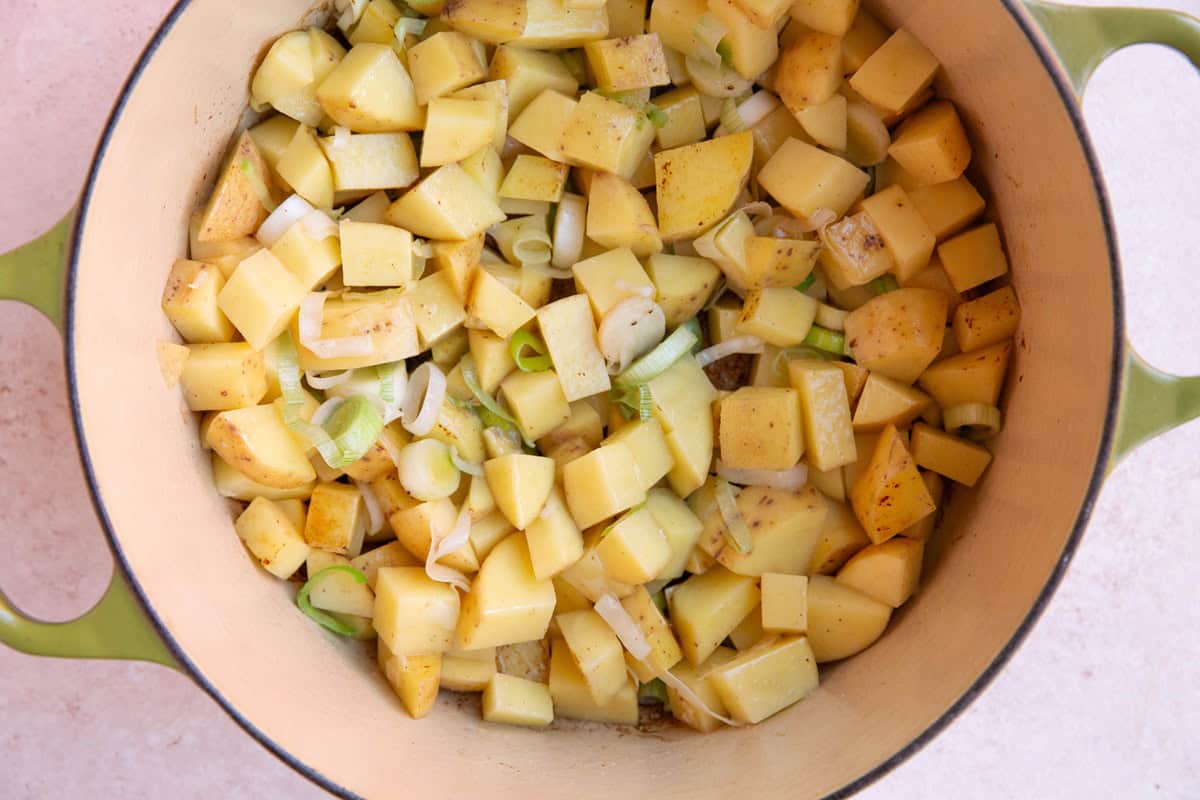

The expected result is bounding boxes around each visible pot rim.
[60,2,1125,798]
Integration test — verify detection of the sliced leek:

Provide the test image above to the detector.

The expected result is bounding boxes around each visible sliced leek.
[297,566,368,636]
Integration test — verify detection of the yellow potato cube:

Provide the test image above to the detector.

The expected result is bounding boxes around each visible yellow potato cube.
[602,418,672,491]
[729,605,764,650]
[718,387,804,470]
[206,403,316,490]
[431,234,484,301]
[760,573,808,633]
[909,176,986,241]
[350,541,420,588]
[758,138,869,219]
[848,28,939,115]
[729,0,791,28]
[342,191,390,224]
[269,222,341,291]
[218,249,306,351]
[572,247,655,318]
[647,358,718,496]
[844,288,948,384]
[484,453,556,530]
[585,172,663,258]
[903,258,963,315]
[420,98,498,167]
[715,486,828,575]
[709,634,819,723]
[562,442,646,529]
[817,210,895,291]
[456,534,557,650]
[276,126,334,209]
[499,155,569,202]
[440,0,525,45]
[489,45,579,120]
[809,499,871,574]
[918,340,1011,408]
[652,86,706,150]
[775,30,842,114]
[211,452,315,502]
[539,401,606,451]
[465,269,535,339]
[304,483,367,555]
[407,31,488,105]
[338,221,413,288]
[644,253,722,328]
[742,237,820,290]
[513,0,609,48]
[849,424,936,543]
[447,79,509,151]
[161,259,235,343]
[319,132,419,192]
[441,646,498,692]
[387,163,505,240]
[557,609,627,703]
[188,214,262,278]
[234,497,310,578]
[664,646,737,732]
[670,566,761,665]
[840,7,889,70]
[852,372,932,432]
[401,271,466,348]
[937,223,1010,293]
[465,329,514,394]
[291,290,420,370]
[900,470,944,541]
[458,146,505,199]
[374,566,461,656]
[463,512,512,563]
[482,674,554,727]
[179,343,267,411]
[559,534,638,602]
[737,287,819,348]
[316,43,423,132]
[952,286,1021,353]
[250,30,341,127]
[525,487,584,579]
[806,574,891,662]
[888,100,972,186]
[562,91,657,179]
[708,0,780,78]
[910,422,993,486]
[380,646,442,720]
[348,0,403,47]
[548,637,640,724]
[861,185,936,281]
[788,360,857,471]
[621,585,683,678]
[749,103,810,174]
[501,370,571,442]
[497,640,551,684]
[510,91,582,170]
[196,132,277,243]
[789,0,860,35]
[655,131,754,241]
[389,498,479,572]
[644,488,703,581]
[583,34,670,91]
[837,537,924,607]
[595,507,671,584]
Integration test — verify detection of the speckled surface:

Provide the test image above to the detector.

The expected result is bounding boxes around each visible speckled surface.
[1,1,1197,797]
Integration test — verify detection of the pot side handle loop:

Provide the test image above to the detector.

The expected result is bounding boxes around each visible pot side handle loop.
[0,216,178,668]
[1026,1,1200,466]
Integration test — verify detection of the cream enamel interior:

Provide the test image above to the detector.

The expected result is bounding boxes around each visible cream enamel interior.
[69,2,1116,797]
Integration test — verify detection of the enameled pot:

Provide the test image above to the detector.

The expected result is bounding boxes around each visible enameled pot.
[1,2,1198,798]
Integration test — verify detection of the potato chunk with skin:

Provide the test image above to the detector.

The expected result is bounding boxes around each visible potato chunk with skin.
[719,387,804,470]
[775,31,843,115]
[742,237,820,289]
[709,635,819,723]
[845,289,948,385]
[562,91,657,179]
[572,248,655,318]
[716,486,828,576]
[291,290,420,371]
[407,31,488,105]
[380,646,442,720]
[235,497,310,578]
[162,260,235,343]
[269,219,340,290]
[806,575,892,662]
[304,482,367,555]
[849,424,936,544]
[852,372,932,432]
[549,637,640,724]
[558,609,627,703]
[758,138,869,220]
[651,86,707,150]
[197,132,276,242]
[849,28,939,115]
[562,442,646,529]
[861,185,936,282]
[484,454,556,530]
[316,44,423,132]
[584,34,670,91]
[212,453,315,502]
[648,358,719,496]
[937,223,1010,293]
[645,253,722,328]
[818,211,895,291]
[889,100,972,185]
[669,566,761,665]
[918,340,1011,408]
[499,155,569,203]
[206,404,316,489]
[457,534,556,650]
[953,286,1021,353]
[602,418,672,491]
[441,0,526,46]
[419,98,497,167]
[788,360,857,470]
[809,500,871,574]
[707,0,780,79]
[737,287,819,347]
[655,131,754,241]
[179,343,266,411]
[731,0,792,28]
[595,507,671,584]
[501,370,570,443]
[837,537,924,607]
[910,423,993,486]
[390,498,479,573]
[483,674,554,727]
[374,567,461,656]
[586,172,663,257]
[251,30,344,127]
[386,163,505,240]
[789,0,860,35]
[468,269,537,339]
[666,646,738,733]
[621,585,683,680]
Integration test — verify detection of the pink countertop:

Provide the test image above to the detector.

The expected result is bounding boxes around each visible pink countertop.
[1,1,1197,797]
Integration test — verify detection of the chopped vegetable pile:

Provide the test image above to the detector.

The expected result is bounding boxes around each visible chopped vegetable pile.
[161,0,1021,732]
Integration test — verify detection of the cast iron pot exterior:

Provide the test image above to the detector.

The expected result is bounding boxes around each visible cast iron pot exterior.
[1,2,1198,798]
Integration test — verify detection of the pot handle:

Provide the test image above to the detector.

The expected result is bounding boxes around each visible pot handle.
[0,217,178,668]
[1026,1,1200,466]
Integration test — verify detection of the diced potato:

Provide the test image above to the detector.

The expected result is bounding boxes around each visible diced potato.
[761,573,808,634]
[600,418,671,491]
[707,0,780,78]
[463,512,512,563]
[775,31,843,114]
[390,498,479,572]
[342,191,390,224]
[852,372,932,432]
[838,8,887,70]
[910,422,993,486]
[807,463,846,502]
[525,487,584,579]
[572,248,655,318]
[809,499,871,574]
[848,28,939,115]
[161,259,235,343]
[179,343,266,411]
[211,453,315,502]
[937,223,1010,295]
[709,635,819,723]
[407,32,488,105]
[386,163,505,240]
[275,129,333,210]
[562,441,646,529]
[818,211,895,290]
[655,131,753,241]
[319,132,419,193]
[707,296,745,345]
[217,249,304,350]
[290,290,418,371]
[621,586,683,680]
[459,146,505,198]
[380,646,441,720]
[784,360,855,470]
[644,253,722,328]
[750,103,811,174]
[648,358,718,496]
[307,560,375,617]
[457,534,557,650]
[797,95,847,152]
[837,537,924,607]
[861,185,936,281]
[235,497,310,578]
[646,0,707,55]
[316,43,423,132]
[848,424,936,544]
[348,0,404,47]
[888,100,972,185]
[909,177,986,241]
[467,269,537,339]
[874,155,926,193]
[806,574,892,662]
[586,172,663,257]
[447,80,509,152]
[902,258,962,314]
[431,234,484,301]
[207,404,315,489]
[489,46,579,123]
[758,138,868,219]
[562,91,657,179]
[396,272,467,349]
[483,674,554,727]
[513,0,609,48]
[495,639,550,685]
[441,647,498,692]
[250,30,344,127]
[539,401,605,451]
[716,486,828,576]
[952,286,1021,353]
[737,287,818,347]
[741,237,819,290]
[188,214,263,279]
[197,132,277,243]
[844,288,948,384]
[918,340,1011,408]
[420,98,498,167]
[642,488,703,582]
[729,605,765,650]
[665,647,738,732]
[304,482,367,555]
[338,221,412,288]
[499,155,569,202]
[464,329,514,395]
[484,453,556,530]
[351,541,420,588]
[269,221,341,291]
[669,566,761,665]
[595,507,671,584]
[730,0,792,28]
[548,637,640,724]
[374,566,461,655]
[900,470,943,540]
[440,0,526,45]
[584,34,670,90]
[501,370,571,443]
[557,609,627,703]
[559,534,638,602]
[652,86,707,150]
[718,387,804,470]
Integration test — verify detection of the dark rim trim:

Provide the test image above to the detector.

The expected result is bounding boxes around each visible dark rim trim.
[61,2,1123,799]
